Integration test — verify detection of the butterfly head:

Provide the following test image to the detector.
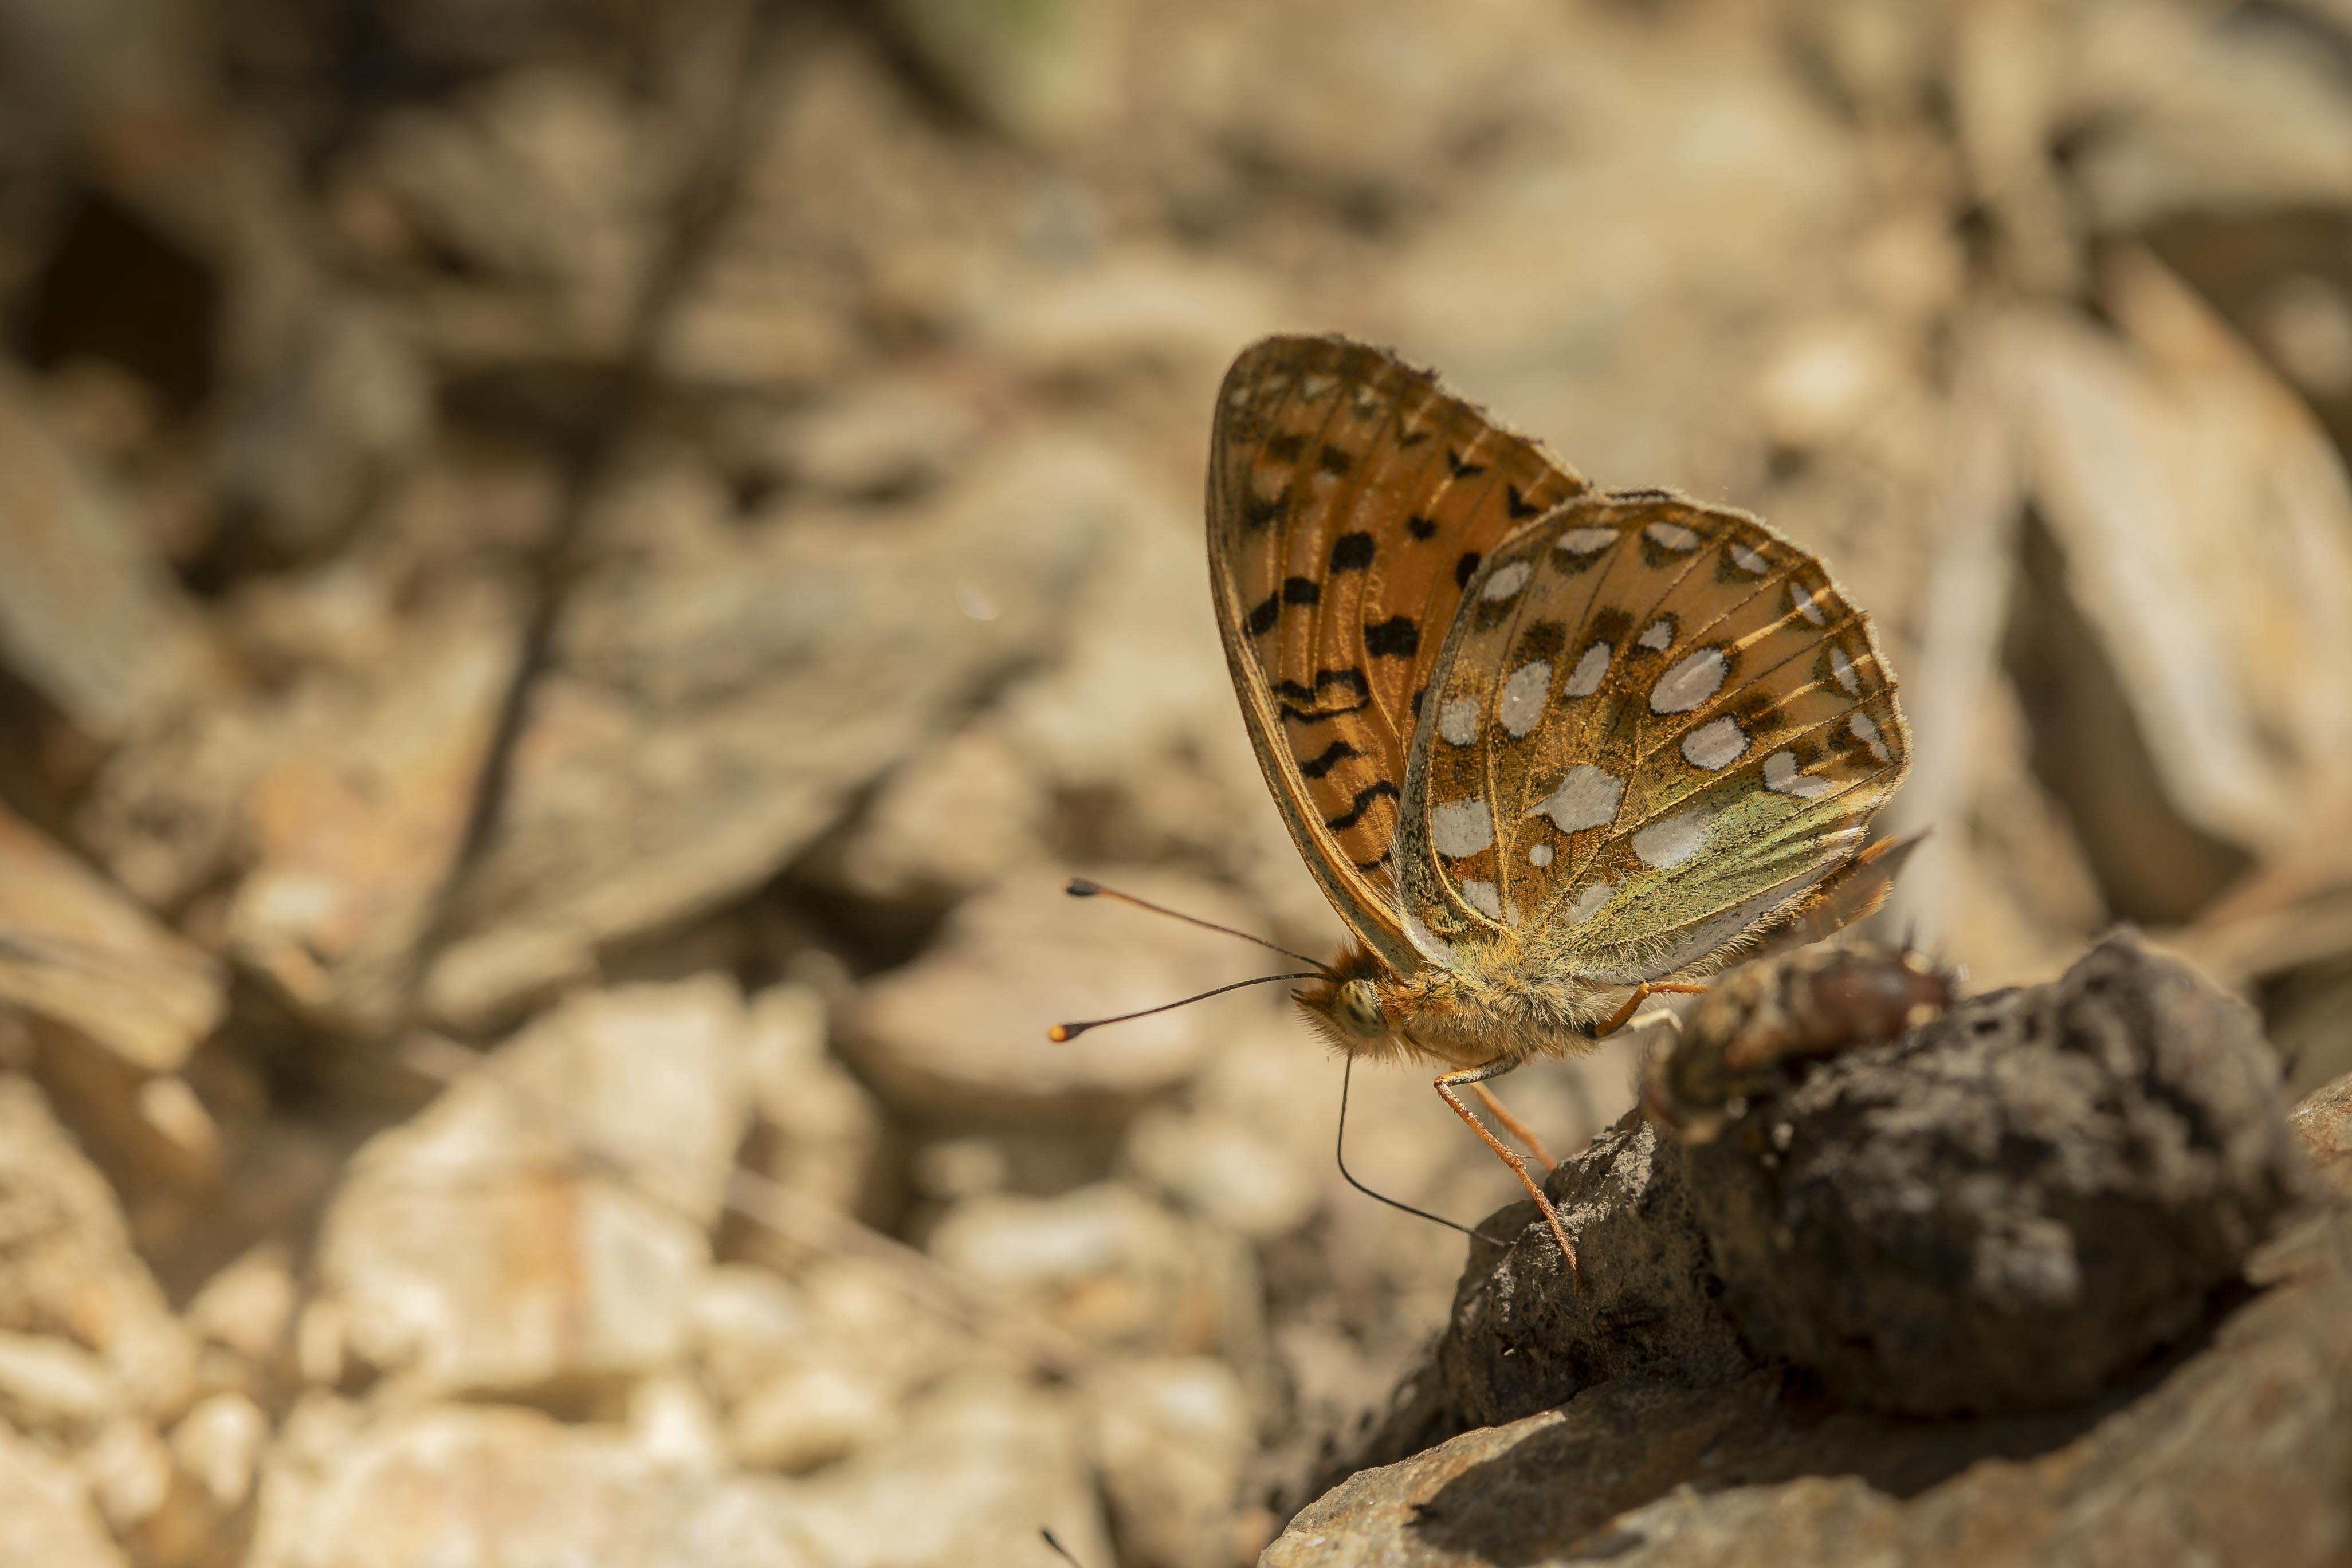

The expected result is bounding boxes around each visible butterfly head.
[1293,946,1405,1051]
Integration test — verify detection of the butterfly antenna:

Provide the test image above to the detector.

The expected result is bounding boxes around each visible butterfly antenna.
[1040,1528,1083,1567]
[1048,972,1323,1042]
[1063,878,1325,970]
[1334,1056,1509,1245]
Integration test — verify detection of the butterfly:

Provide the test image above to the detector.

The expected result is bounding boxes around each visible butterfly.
[1206,335,1913,1279]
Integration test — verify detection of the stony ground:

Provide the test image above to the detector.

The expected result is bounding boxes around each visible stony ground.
[1,1,2351,1564]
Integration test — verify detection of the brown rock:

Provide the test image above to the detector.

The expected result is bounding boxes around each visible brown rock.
[244,1405,822,1568]
[849,873,1274,1121]
[311,978,752,1396]
[0,366,223,742]
[0,1421,127,1568]
[422,432,1121,1029]
[0,1076,191,1425]
[2291,1068,2352,1200]
[1264,1207,2352,1566]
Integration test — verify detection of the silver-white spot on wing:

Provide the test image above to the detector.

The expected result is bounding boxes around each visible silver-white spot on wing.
[1631,806,1711,869]
[1790,581,1827,626]
[1729,542,1769,575]
[1528,842,1554,867]
[1638,617,1675,651]
[1532,764,1623,834]
[1681,716,1748,770]
[1762,749,1831,798]
[1564,640,1611,698]
[1459,879,1505,921]
[1850,711,1891,764]
[1438,694,1481,747]
[1645,521,1701,552]
[1830,645,1860,695]
[1480,560,1534,602]
[1430,799,1495,858]
[1650,649,1727,714]
[1556,526,1617,556]
[1299,372,1335,401]
[1566,881,1613,924]
[1403,909,1458,967]
[1499,660,1551,738]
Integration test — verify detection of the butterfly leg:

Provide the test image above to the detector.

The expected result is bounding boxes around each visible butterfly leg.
[1593,981,1710,1039]
[1471,1082,1557,1171]
[1435,1059,1583,1288]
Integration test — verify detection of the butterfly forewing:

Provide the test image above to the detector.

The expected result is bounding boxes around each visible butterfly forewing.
[1397,490,1909,984]
[1208,335,1587,967]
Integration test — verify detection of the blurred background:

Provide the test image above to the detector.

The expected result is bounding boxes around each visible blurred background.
[1,0,2350,1563]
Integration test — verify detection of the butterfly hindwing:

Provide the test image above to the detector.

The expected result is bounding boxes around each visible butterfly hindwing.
[1208,335,1587,969]
[1397,490,1910,981]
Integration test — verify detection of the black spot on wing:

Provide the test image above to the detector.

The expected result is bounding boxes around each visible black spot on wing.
[1272,668,1371,702]
[1247,592,1279,636]
[1266,432,1306,462]
[1325,780,1401,831]
[1283,576,1321,605]
[1454,551,1481,589]
[1447,450,1486,478]
[1407,515,1438,540]
[1364,616,1419,657]
[1330,532,1376,572]
[1296,739,1360,779]
[1506,484,1541,519]
[1318,446,1355,477]
[1244,496,1282,530]
[1514,619,1567,663]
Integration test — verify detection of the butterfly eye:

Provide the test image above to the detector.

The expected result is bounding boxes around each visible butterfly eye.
[1338,978,1387,1035]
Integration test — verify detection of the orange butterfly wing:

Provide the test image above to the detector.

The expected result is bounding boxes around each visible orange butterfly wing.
[1206,336,1588,970]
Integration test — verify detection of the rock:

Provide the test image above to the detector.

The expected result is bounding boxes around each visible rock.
[926,1182,1258,1359]
[169,1392,266,1513]
[311,978,752,1396]
[1687,933,2302,1414]
[421,432,1122,1029]
[755,371,984,502]
[225,596,516,1033]
[244,1405,822,1568]
[0,364,223,741]
[809,718,1050,909]
[733,983,884,1226]
[850,872,1275,1121]
[183,1242,298,1382]
[727,1365,893,1475]
[354,68,673,364]
[0,802,224,1075]
[2290,1068,2352,1200]
[1263,1204,2352,1567]
[792,1376,1113,1568]
[1087,1355,1261,1568]
[625,1374,727,1473]
[0,1329,119,1435]
[209,288,430,557]
[2002,251,2352,920]
[0,1421,127,1568]
[0,1076,191,1424]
